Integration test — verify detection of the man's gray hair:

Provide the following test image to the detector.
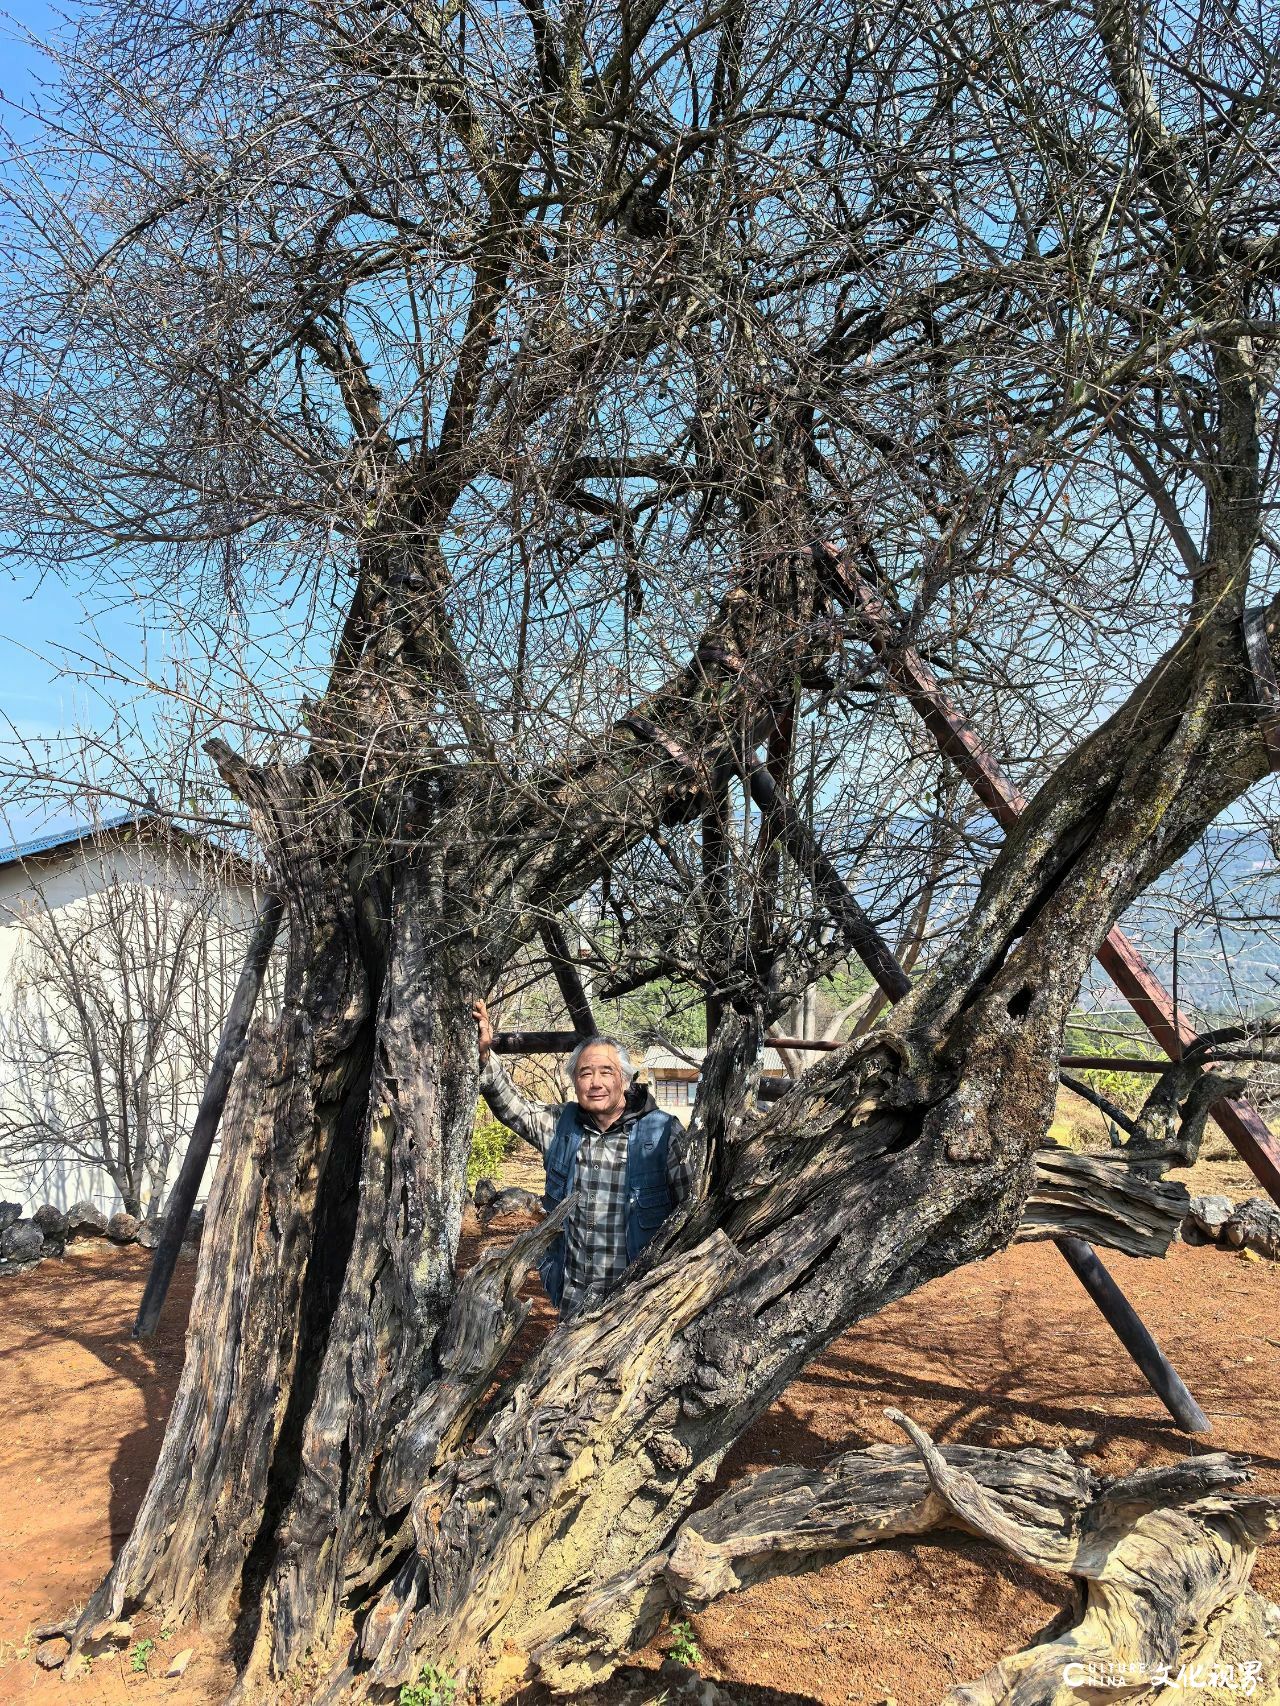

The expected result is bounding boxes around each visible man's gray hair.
[566,1035,636,1085]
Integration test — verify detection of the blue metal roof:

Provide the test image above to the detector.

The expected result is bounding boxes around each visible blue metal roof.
[0,811,155,873]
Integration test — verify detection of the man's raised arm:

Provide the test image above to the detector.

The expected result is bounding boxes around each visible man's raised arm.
[473,999,558,1156]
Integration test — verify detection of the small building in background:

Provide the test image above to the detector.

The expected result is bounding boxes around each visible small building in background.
[639,1042,791,1114]
[0,813,271,1217]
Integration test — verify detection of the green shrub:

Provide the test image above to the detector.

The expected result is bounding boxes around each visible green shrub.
[667,1620,702,1669]
[399,1661,457,1706]
[1071,1067,1151,1118]
[1064,1018,1160,1120]
[467,1102,514,1190]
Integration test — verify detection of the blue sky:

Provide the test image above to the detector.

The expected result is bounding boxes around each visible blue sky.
[0,1,332,847]
[0,0,132,839]
[0,0,1277,1022]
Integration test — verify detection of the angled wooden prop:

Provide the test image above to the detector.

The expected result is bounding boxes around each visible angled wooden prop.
[537,919,598,1036]
[612,705,1208,1430]
[816,541,1280,1206]
[133,891,285,1338]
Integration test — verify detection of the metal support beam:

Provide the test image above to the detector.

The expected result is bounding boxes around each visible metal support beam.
[133,890,285,1339]
[498,1033,1209,1075]
[701,764,734,1045]
[1055,1238,1210,1432]
[538,919,597,1036]
[818,542,1280,1205]
[768,1040,1219,1072]
[493,1029,590,1054]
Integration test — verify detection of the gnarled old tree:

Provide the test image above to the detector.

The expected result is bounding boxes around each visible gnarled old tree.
[5,0,1280,1696]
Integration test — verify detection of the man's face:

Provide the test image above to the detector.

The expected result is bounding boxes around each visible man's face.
[573,1045,626,1120]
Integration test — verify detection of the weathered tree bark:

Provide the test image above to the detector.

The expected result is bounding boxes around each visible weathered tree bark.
[340,569,1280,1695]
[68,560,840,1674]
[133,889,286,1340]
[1014,1150,1188,1256]
[64,534,1280,1697]
[531,1412,1280,1704]
[80,835,377,1633]
[21,0,1280,1693]
[65,21,1280,1661]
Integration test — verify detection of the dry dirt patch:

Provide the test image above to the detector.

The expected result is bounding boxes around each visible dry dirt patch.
[0,1199,1277,1705]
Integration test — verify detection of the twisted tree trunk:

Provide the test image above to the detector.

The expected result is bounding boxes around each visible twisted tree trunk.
[67,556,842,1671]
[344,591,1280,1696]
[61,367,1280,1696]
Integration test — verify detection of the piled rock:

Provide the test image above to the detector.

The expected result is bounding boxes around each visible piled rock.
[0,1196,158,1278]
[0,1217,44,1272]
[1223,1196,1280,1260]
[473,1177,544,1223]
[1183,1194,1233,1244]
[107,1210,141,1244]
[1182,1194,1280,1260]
[65,1200,109,1238]
[33,1204,69,1244]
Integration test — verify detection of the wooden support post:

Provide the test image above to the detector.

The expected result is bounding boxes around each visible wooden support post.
[818,542,1280,1206]
[133,890,285,1339]
[743,762,912,1003]
[742,761,1207,1433]
[538,918,597,1036]
[701,763,734,1045]
[765,1040,1199,1071]
[1055,1237,1210,1433]
[492,1029,582,1054]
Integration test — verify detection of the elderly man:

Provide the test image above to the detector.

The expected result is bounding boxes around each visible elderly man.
[472,1000,691,1318]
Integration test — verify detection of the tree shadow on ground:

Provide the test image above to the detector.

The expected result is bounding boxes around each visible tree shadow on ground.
[99,1254,197,1556]
[527,1671,830,1706]
[2,1240,197,1563]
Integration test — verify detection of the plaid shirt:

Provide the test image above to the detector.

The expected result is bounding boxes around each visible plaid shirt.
[478,1059,691,1318]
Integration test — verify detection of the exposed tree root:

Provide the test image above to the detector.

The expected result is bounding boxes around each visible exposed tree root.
[520,1413,1280,1706]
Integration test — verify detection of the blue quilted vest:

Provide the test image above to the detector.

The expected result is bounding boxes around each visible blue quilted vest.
[538,1097,675,1310]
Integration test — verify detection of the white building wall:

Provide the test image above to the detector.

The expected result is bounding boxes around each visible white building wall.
[0,840,270,1217]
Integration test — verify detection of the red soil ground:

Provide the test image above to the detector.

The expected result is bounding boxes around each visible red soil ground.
[1,1207,1277,1706]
